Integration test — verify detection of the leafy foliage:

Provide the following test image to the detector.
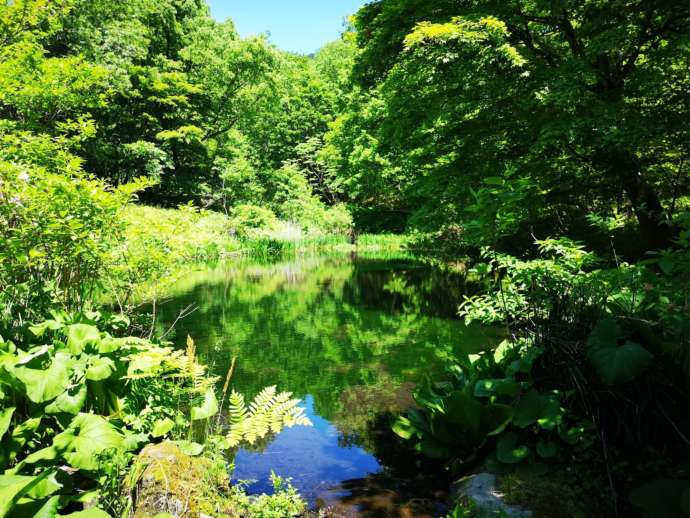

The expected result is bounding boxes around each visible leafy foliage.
[225,386,312,449]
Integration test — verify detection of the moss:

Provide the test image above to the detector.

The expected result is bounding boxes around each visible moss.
[127,442,243,517]
[126,442,307,518]
[498,471,595,518]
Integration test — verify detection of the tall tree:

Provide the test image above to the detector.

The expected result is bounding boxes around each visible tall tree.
[348,0,690,250]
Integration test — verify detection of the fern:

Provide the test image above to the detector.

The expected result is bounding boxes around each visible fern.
[225,387,312,448]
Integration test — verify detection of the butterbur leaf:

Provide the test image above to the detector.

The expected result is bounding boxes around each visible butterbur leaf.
[53,414,125,471]
[63,510,111,518]
[481,403,513,436]
[66,324,100,355]
[152,418,175,438]
[588,341,653,385]
[4,417,42,465]
[45,384,87,415]
[536,441,559,458]
[496,432,530,464]
[175,441,204,456]
[0,470,53,518]
[0,407,15,440]
[33,495,61,518]
[86,356,115,381]
[513,390,563,429]
[443,391,482,437]
[474,379,520,398]
[191,388,218,420]
[587,319,622,349]
[25,470,63,499]
[15,352,72,403]
[29,320,64,338]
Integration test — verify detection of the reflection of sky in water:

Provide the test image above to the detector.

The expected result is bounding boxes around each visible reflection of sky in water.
[232,396,381,502]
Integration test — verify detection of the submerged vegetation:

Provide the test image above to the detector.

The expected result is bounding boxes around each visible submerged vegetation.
[1,0,689,516]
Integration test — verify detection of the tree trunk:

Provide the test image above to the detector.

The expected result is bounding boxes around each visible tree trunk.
[613,151,673,252]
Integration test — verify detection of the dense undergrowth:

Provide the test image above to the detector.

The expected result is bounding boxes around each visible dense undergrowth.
[2,0,690,517]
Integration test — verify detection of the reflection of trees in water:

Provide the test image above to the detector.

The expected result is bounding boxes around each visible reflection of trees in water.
[334,372,415,451]
[153,255,500,449]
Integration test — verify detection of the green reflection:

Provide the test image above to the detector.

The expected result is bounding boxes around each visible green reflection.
[152,255,502,444]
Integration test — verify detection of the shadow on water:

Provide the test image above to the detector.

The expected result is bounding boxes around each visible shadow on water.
[151,253,501,516]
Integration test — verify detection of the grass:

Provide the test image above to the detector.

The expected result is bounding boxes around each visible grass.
[120,205,408,259]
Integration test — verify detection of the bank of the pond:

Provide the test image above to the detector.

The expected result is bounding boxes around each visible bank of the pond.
[122,205,408,258]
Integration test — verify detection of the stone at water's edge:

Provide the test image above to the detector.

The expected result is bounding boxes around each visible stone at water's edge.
[126,441,235,518]
[451,473,532,518]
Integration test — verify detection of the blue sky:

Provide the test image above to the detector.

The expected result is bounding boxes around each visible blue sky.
[207,1,365,54]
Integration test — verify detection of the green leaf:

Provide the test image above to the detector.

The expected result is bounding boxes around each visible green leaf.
[29,320,64,338]
[474,379,520,398]
[484,176,505,186]
[658,257,674,275]
[191,388,218,420]
[63,509,111,518]
[14,352,72,403]
[2,417,41,466]
[25,470,63,499]
[513,390,563,430]
[392,416,416,440]
[0,407,15,440]
[559,425,586,445]
[33,495,61,518]
[443,391,482,438]
[496,432,530,464]
[152,418,175,438]
[588,341,653,385]
[536,441,559,458]
[86,356,115,381]
[66,324,100,355]
[53,414,125,471]
[0,470,52,518]
[587,319,622,349]
[175,441,204,456]
[481,403,513,436]
[45,384,87,415]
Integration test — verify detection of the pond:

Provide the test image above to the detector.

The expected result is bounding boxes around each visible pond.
[152,253,501,516]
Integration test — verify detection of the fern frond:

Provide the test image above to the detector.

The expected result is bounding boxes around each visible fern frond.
[224,386,312,450]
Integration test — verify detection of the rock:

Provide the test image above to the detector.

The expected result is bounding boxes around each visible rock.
[451,473,532,518]
[126,441,238,518]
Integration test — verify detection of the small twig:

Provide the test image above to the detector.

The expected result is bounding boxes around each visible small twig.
[159,304,198,341]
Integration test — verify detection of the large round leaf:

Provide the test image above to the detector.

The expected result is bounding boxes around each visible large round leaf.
[496,432,530,464]
[0,470,53,518]
[513,390,563,430]
[588,341,653,386]
[14,353,72,403]
[481,403,513,436]
[66,325,100,355]
[45,384,87,415]
[53,414,125,471]
[443,391,482,438]
[85,356,115,381]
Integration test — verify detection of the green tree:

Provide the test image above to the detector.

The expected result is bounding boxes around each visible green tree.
[349,0,690,250]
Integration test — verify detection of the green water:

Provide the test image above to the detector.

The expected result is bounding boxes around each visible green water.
[152,254,501,514]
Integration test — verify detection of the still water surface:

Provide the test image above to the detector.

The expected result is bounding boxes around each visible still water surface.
[154,254,500,516]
